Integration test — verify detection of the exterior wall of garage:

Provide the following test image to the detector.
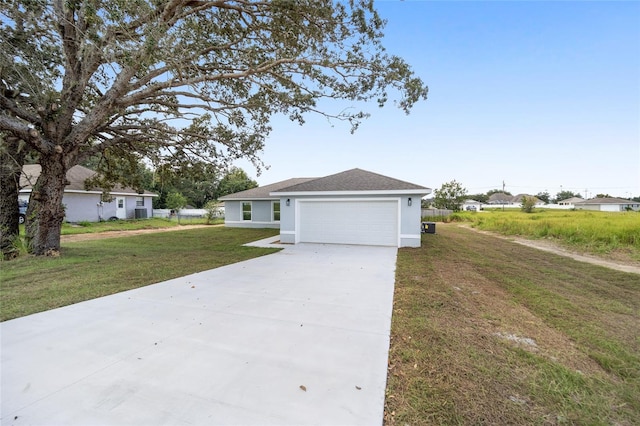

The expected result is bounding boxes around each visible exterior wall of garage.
[223,200,280,228]
[278,194,423,247]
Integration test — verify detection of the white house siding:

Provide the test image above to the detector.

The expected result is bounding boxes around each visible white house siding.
[575,204,603,212]
[601,204,622,212]
[61,193,153,222]
[399,195,423,247]
[62,192,103,222]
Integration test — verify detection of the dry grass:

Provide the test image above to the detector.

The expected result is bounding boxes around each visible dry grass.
[385,223,639,425]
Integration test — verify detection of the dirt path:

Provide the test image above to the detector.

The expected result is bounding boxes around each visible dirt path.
[461,224,640,275]
[60,224,214,243]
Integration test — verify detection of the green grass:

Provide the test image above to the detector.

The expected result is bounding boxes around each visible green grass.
[0,227,279,321]
[57,217,223,235]
[386,224,639,425]
[451,209,640,259]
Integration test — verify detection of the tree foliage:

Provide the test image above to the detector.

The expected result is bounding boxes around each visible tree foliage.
[152,161,219,208]
[467,193,488,204]
[487,189,512,197]
[535,191,550,204]
[216,167,258,199]
[0,0,428,255]
[521,195,536,213]
[165,191,187,211]
[555,190,582,202]
[433,180,467,212]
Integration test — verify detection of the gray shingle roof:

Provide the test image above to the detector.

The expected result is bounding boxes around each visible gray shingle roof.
[558,197,584,204]
[272,168,429,193]
[488,193,513,203]
[574,197,634,205]
[218,177,317,200]
[20,164,156,196]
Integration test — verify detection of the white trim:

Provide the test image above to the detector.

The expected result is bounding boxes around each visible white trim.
[400,234,421,240]
[272,200,281,222]
[225,220,279,225]
[271,189,430,197]
[280,230,295,235]
[219,197,276,201]
[294,197,402,246]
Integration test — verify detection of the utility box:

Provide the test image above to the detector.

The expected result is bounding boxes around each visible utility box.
[422,221,436,234]
[135,207,148,219]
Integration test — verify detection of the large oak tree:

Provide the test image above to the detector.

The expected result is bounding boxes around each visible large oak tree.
[0,0,427,255]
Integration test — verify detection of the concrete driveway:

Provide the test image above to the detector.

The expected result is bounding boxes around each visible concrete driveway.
[1,240,398,425]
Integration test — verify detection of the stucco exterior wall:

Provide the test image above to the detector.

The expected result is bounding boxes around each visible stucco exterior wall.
[19,191,154,222]
[279,194,424,248]
[400,195,422,248]
[223,200,280,228]
[575,205,602,212]
[63,193,102,222]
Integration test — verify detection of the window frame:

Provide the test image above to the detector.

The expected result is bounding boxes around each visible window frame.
[242,201,252,221]
[272,200,281,222]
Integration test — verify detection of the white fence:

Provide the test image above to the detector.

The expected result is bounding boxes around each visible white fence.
[152,208,224,219]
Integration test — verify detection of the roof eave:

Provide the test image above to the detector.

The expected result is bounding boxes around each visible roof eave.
[270,189,432,197]
[218,196,277,201]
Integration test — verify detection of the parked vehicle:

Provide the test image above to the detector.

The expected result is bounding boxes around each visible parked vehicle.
[466,205,477,211]
[18,199,28,224]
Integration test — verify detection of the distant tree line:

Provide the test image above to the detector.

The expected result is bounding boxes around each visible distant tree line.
[80,155,257,209]
[426,181,603,212]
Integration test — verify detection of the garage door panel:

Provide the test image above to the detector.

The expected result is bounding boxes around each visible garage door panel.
[299,200,398,246]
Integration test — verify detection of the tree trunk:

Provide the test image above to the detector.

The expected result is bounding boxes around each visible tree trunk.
[25,157,68,256]
[0,137,27,259]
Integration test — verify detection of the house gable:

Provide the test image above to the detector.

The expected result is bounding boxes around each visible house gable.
[221,168,431,247]
[271,168,429,195]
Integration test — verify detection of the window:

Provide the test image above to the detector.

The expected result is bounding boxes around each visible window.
[136,196,144,207]
[273,201,281,222]
[117,199,124,208]
[242,202,252,221]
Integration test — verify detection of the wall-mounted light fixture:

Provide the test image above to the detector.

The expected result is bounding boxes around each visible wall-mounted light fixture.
[408,197,412,206]
[286,198,290,206]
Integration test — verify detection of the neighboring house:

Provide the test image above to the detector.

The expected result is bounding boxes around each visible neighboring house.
[221,168,431,248]
[462,199,482,211]
[574,197,640,212]
[219,177,317,228]
[19,165,157,222]
[512,194,544,206]
[487,192,515,205]
[557,197,584,207]
[487,193,542,207]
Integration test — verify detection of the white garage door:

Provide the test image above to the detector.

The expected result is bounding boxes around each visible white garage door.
[298,200,398,246]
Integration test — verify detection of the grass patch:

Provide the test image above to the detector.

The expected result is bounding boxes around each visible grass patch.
[386,224,639,425]
[452,210,640,260]
[0,227,279,321]
[57,217,223,235]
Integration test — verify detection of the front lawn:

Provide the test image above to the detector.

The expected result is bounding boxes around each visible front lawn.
[386,224,639,424]
[0,227,279,321]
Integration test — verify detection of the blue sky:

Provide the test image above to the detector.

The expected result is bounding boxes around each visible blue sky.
[236,0,640,199]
